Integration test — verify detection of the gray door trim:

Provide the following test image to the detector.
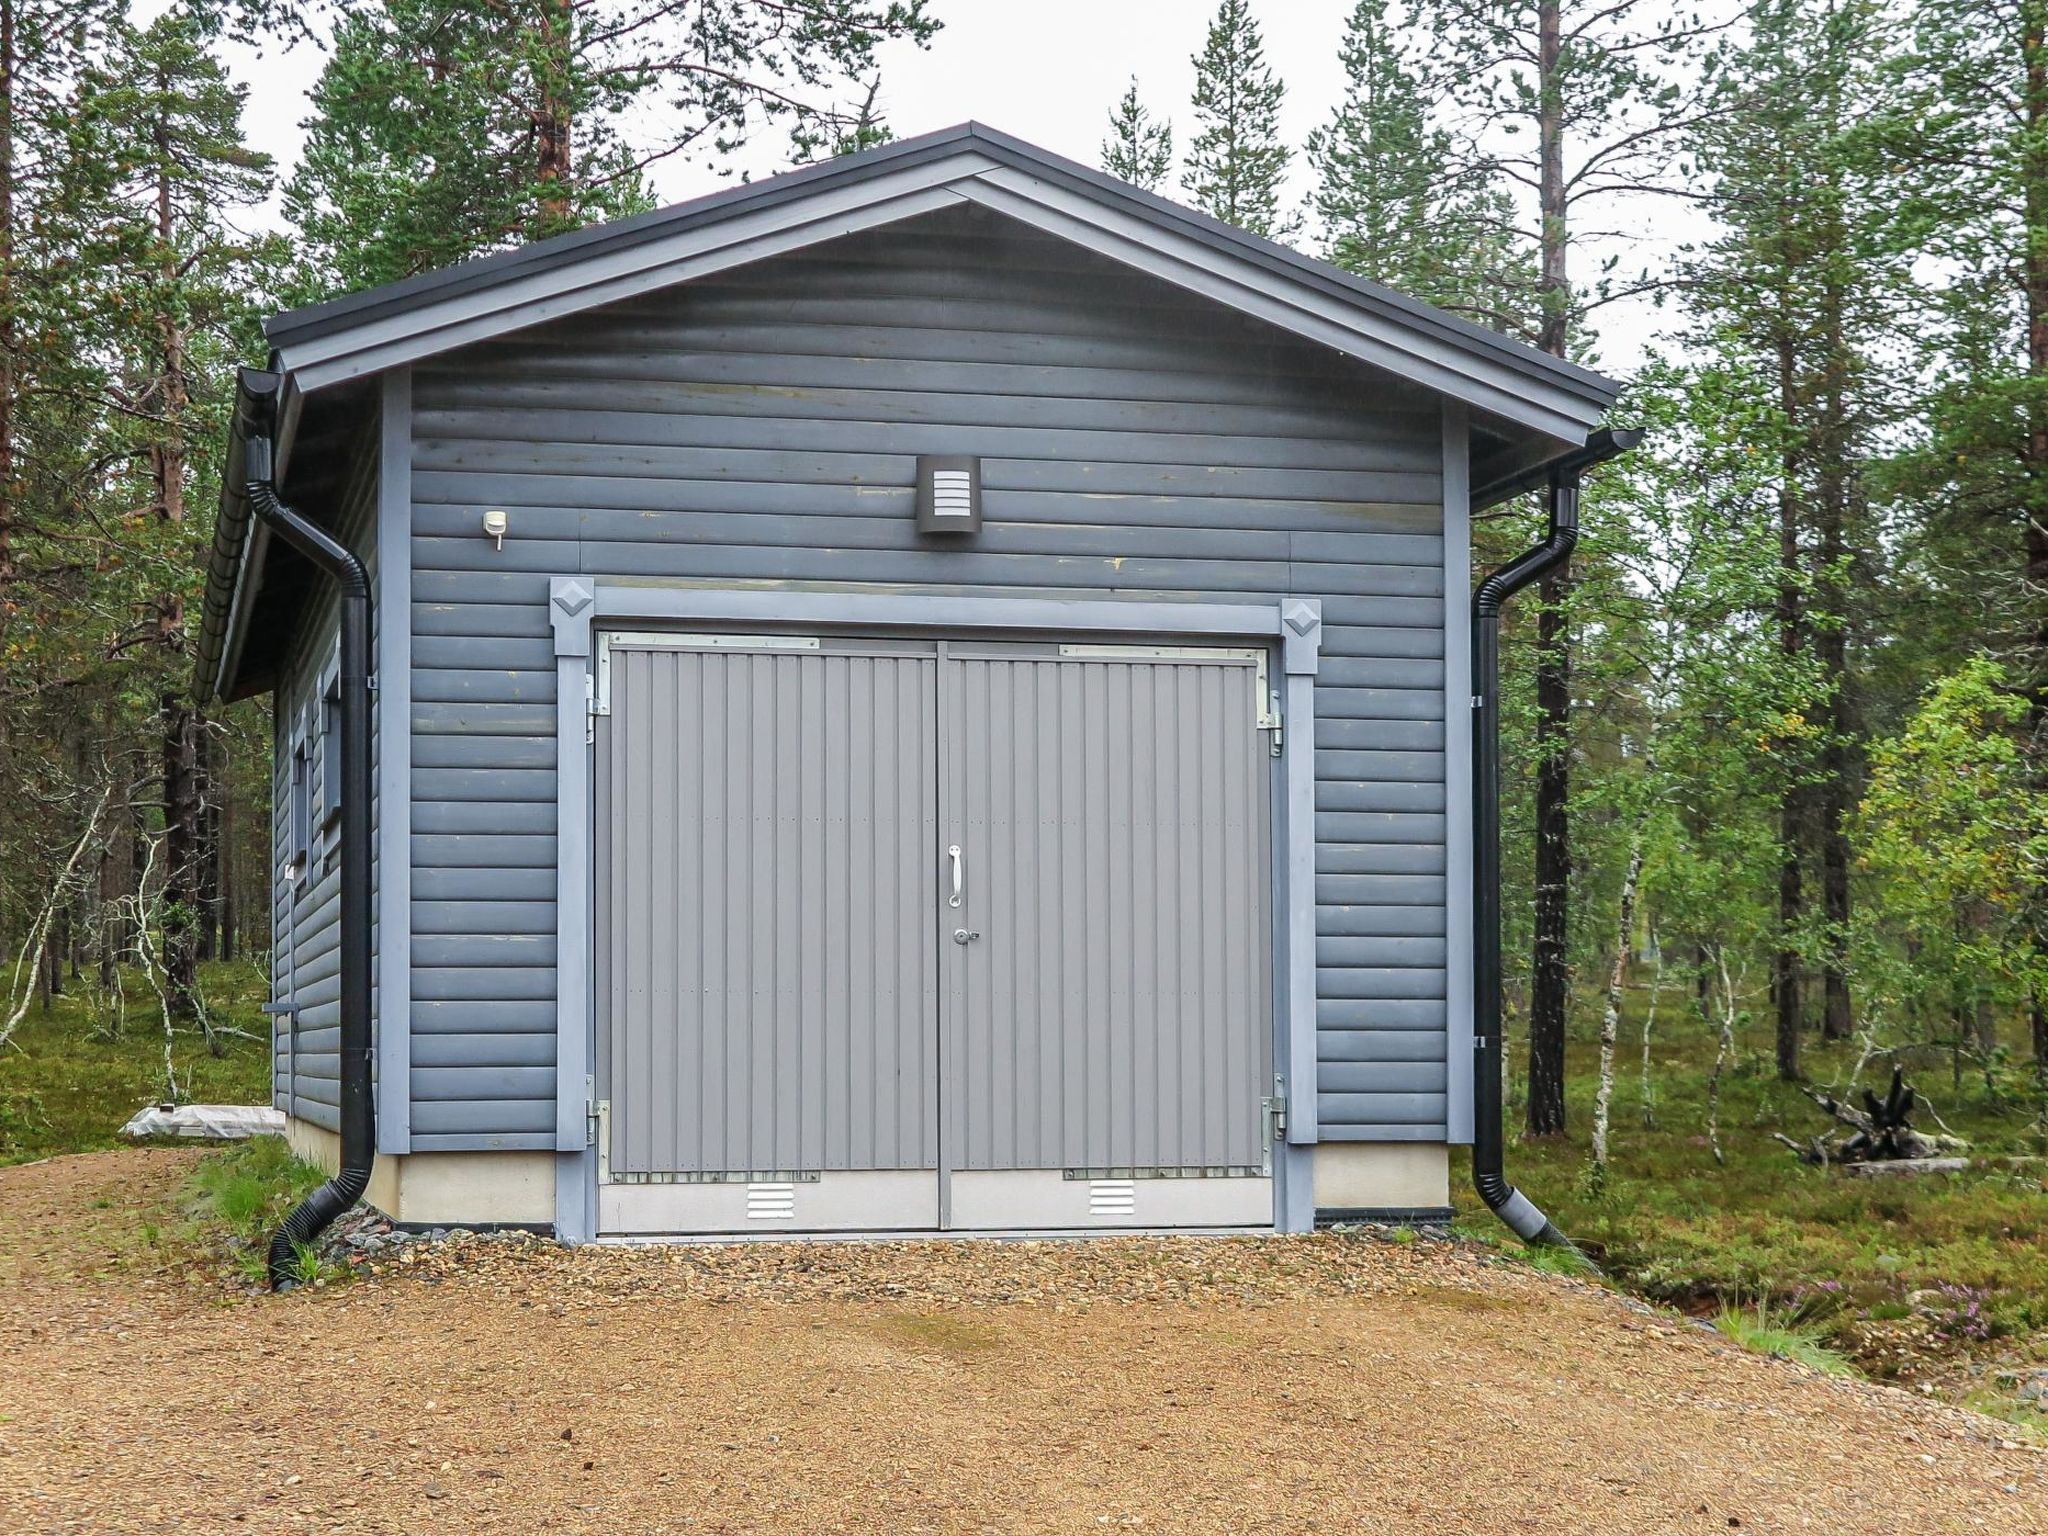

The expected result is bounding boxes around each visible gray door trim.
[547,577,1323,1242]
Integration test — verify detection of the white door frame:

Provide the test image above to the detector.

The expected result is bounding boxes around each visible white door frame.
[548,579,1324,1241]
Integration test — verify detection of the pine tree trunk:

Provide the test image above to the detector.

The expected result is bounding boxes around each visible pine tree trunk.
[218,774,235,965]
[2021,7,2048,1079]
[535,0,573,224]
[196,732,218,963]
[151,83,201,1016]
[1815,285,1854,1042]
[1524,0,1572,1138]
[1528,578,1571,1136]
[161,693,199,1014]
[0,0,17,602]
[1773,335,1805,1079]
[96,841,117,992]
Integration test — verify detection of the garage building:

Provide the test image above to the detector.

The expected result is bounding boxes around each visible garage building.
[196,124,1622,1242]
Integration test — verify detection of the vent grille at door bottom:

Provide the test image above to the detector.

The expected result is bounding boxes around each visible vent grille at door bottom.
[1088,1180,1138,1219]
[746,1183,797,1221]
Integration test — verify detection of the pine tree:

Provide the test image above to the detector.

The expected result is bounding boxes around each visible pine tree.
[1101,76,1172,192]
[1306,0,1524,320]
[1687,0,1903,1068]
[1182,0,1293,238]
[73,4,281,1015]
[285,0,939,296]
[1886,0,2048,1071]
[1412,0,1716,1134]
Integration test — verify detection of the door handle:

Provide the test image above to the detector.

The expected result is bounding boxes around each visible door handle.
[953,929,981,945]
[947,843,963,908]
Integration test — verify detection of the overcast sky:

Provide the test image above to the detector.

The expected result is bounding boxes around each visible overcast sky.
[214,1,1686,373]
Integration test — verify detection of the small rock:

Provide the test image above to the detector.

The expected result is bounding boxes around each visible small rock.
[423,1482,448,1500]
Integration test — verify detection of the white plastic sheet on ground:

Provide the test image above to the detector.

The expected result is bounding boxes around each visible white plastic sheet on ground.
[121,1104,286,1141]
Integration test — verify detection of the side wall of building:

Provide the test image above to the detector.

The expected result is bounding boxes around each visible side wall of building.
[270,417,381,1130]
[401,204,1460,1151]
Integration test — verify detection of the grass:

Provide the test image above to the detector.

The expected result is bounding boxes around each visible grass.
[1713,1300,1854,1376]
[1456,974,2048,1410]
[184,1135,335,1286]
[1,960,273,1164]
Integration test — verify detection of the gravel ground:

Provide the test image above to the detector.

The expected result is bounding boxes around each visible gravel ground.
[1,1150,2043,1535]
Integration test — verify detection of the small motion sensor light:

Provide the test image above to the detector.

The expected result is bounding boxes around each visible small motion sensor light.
[482,509,509,550]
[915,455,982,534]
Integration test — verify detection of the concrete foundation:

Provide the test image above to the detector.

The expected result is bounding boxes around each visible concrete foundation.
[1311,1142,1452,1219]
[283,1118,556,1227]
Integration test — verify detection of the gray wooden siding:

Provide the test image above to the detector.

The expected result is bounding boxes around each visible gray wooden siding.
[271,421,381,1129]
[406,205,1452,1148]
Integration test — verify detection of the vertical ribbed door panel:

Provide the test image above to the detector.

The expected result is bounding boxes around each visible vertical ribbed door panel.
[596,643,940,1181]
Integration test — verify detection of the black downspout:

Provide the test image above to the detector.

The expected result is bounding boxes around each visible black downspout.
[245,430,376,1290]
[1471,469,1582,1254]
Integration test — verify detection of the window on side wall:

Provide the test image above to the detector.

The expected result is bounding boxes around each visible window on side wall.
[289,715,312,888]
[319,667,343,853]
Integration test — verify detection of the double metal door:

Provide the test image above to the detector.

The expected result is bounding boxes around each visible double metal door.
[594,633,1273,1235]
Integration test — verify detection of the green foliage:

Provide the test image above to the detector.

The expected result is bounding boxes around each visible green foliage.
[1182,0,1294,239]
[1307,0,1525,323]
[1853,657,2048,1028]
[283,0,940,296]
[1101,76,1173,193]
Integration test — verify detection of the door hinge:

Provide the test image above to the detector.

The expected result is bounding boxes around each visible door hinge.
[584,670,597,745]
[1256,655,1282,757]
[593,1098,610,1177]
[1262,1077,1287,1172]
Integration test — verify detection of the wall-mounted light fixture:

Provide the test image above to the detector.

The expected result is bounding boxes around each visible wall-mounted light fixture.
[915,455,982,534]
[482,508,508,551]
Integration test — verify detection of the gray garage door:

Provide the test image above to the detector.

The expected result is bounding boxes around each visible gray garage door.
[594,632,1273,1235]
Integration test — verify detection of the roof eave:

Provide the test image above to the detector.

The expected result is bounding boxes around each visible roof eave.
[262,123,1621,440]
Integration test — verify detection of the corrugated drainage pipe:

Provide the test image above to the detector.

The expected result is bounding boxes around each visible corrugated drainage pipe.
[244,432,376,1290]
[1467,433,1638,1264]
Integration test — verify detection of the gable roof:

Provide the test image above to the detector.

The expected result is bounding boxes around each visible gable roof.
[266,122,1618,441]
[199,123,1626,704]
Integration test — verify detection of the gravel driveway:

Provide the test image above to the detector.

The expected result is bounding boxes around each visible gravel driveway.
[1,1149,2042,1534]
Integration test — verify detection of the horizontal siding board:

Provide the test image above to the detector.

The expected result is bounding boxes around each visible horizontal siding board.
[411,999,559,1032]
[412,1032,557,1067]
[411,965,555,1001]
[412,867,556,902]
[1318,999,1447,1029]
[1317,718,1443,752]
[414,501,1443,570]
[413,700,557,737]
[414,900,560,935]
[409,1099,556,1136]
[412,933,557,967]
[411,1065,555,1101]
[1314,843,1446,875]
[412,734,558,770]
[1315,811,1446,843]
[1315,967,1448,1000]
[1319,1028,1448,1063]
[1316,1092,1448,1125]
[1320,1062,1447,1094]
[404,205,1458,1146]
[411,798,557,835]
[1316,936,1448,967]
[1314,873,1448,905]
